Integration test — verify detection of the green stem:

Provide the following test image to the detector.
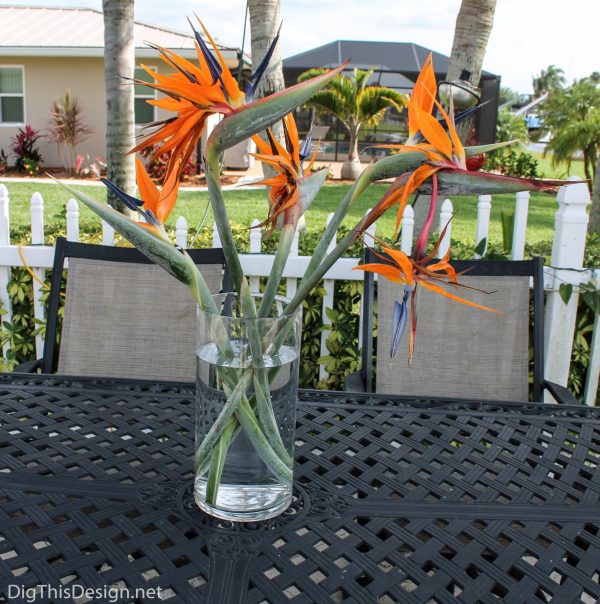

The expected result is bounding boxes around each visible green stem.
[241,280,292,466]
[205,146,244,294]
[194,370,253,471]
[204,416,236,505]
[235,397,293,484]
[302,170,371,280]
[258,223,296,318]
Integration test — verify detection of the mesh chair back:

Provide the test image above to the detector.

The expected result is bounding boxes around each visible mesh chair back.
[376,274,530,400]
[358,256,544,401]
[46,239,227,382]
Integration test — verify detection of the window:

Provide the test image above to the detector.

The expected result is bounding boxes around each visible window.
[134,67,155,125]
[0,66,24,124]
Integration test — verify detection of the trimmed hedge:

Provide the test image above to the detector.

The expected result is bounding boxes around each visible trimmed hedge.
[1,225,598,401]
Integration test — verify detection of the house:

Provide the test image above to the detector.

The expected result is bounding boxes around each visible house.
[0,6,249,169]
[283,40,500,161]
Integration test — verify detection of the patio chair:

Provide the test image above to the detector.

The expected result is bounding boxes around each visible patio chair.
[17,237,231,382]
[346,252,577,404]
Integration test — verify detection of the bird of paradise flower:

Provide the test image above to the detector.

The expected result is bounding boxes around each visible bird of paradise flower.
[129,17,280,180]
[250,114,320,233]
[354,221,500,362]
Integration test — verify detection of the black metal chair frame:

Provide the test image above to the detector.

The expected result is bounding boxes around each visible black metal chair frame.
[17,237,232,374]
[349,251,577,404]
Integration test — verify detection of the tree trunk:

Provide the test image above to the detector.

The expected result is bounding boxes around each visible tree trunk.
[341,128,362,180]
[103,0,136,214]
[445,0,497,142]
[248,0,285,183]
[588,156,600,234]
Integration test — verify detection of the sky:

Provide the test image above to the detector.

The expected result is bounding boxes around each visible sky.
[6,0,598,93]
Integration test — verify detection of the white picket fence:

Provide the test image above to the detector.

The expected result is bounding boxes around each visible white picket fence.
[0,179,598,403]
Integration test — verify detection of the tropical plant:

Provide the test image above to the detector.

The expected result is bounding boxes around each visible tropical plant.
[56,18,569,514]
[540,76,600,189]
[533,64,566,97]
[102,0,135,213]
[297,68,407,180]
[46,90,94,173]
[10,126,42,173]
[483,109,539,178]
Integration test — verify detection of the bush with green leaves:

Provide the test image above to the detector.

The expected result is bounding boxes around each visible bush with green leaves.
[0,224,598,401]
[483,109,540,179]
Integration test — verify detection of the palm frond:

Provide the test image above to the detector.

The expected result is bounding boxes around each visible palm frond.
[357,87,407,126]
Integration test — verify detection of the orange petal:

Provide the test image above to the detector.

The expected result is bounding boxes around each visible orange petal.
[135,158,159,215]
[352,262,406,284]
[411,103,453,160]
[418,280,500,313]
[408,54,436,137]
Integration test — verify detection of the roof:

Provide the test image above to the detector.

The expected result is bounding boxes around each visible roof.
[284,40,497,81]
[0,6,248,65]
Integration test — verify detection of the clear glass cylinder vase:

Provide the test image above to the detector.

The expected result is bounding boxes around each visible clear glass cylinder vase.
[194,293,302,522]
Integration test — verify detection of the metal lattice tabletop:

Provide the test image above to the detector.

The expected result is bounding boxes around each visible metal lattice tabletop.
[0,375,599,603]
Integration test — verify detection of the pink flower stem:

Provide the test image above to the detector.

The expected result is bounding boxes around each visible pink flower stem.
[413,172,438,260]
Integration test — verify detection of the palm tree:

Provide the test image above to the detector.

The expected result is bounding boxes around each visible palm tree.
[541,77,599,189]
[533,65,566,97]
[298,68,406,180]
[102,0,135,214]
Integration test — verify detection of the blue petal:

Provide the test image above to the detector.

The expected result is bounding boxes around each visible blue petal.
[245,81,253,104]
[187,18,223,86]
[299,123,313,162]
[248,22,282,101]
[390,290,410,358]
[101,178,143,212]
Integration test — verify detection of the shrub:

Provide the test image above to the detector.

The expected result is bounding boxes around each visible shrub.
[0,149,8,174]
[0,224,596,401]
[484,147,540,179]
[10,126,42,172]
[46,90,94,172]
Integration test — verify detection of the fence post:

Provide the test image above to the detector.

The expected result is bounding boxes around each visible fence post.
[544,177,590,400]
[285,227,300,299]
[66,198,79,242]
[511,191,529,260]
[438,199,453,258]
[474,194,491,258]
[319,212,336,381]
[102,220,115,246]
[400,205,414,255]
[0,184,11,357]
[176,216,188,248]
[212,222,222,248]
[248,219,261,294]
[30,192,46,358]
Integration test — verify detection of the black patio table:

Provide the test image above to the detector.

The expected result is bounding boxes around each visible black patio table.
[0,373,599,603]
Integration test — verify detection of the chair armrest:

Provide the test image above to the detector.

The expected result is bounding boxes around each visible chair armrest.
[544,380,580,405]
[12,359,42,373]
[345,371,366,392]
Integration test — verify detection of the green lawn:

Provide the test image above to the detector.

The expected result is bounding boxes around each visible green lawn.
[2,180,559,247]
[530,150,586,179]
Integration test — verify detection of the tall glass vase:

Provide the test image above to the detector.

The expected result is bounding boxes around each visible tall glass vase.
[194,293,302,522]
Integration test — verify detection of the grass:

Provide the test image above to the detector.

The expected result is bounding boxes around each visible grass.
[1,179,560,247]
[530,150,586,180]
